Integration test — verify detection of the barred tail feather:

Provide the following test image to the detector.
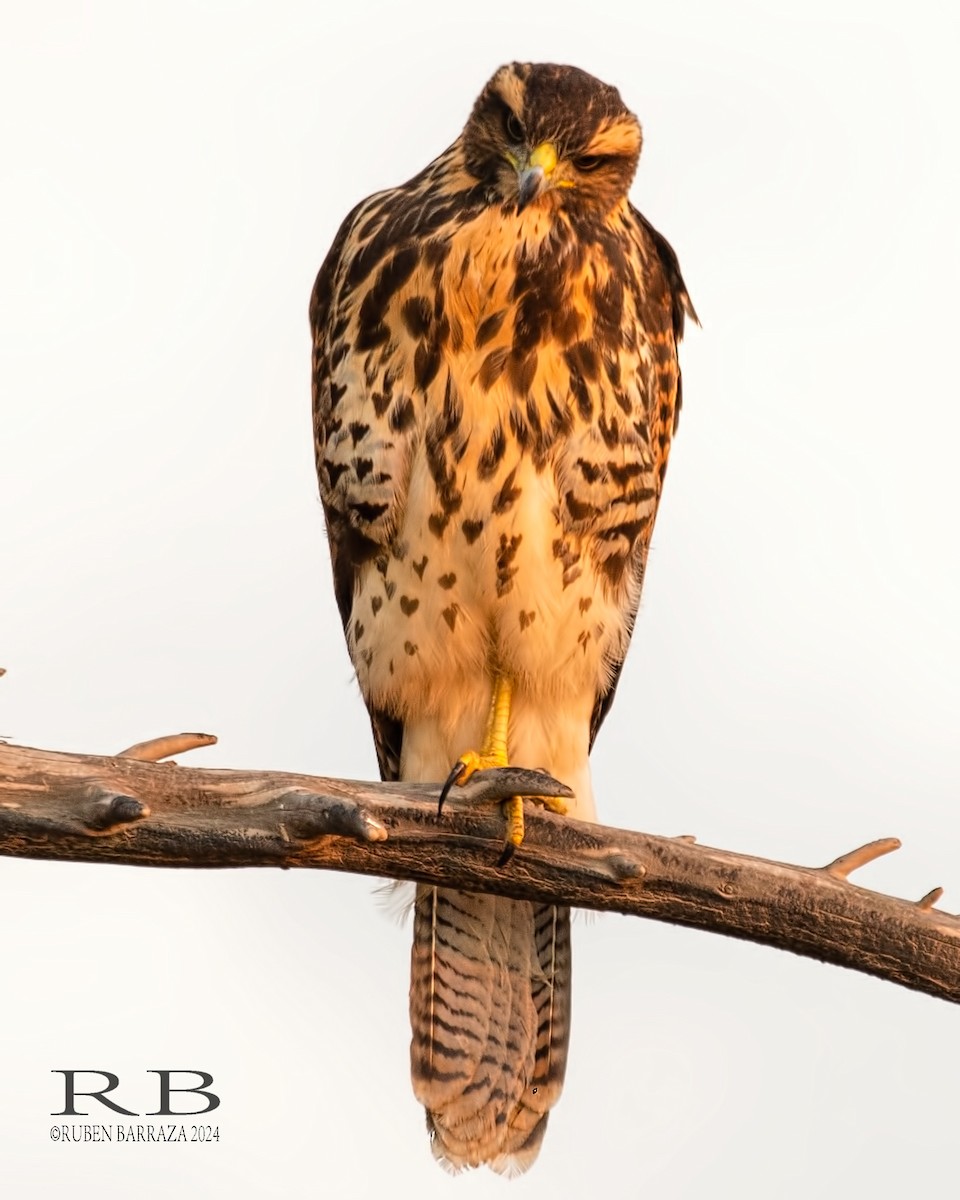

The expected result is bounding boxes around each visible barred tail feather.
[410,885,571,1174]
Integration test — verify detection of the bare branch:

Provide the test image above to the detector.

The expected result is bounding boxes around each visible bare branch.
[1,740,958,1004]
[917,887,945,912]
[117,732,218,761]
[822,837,902,879]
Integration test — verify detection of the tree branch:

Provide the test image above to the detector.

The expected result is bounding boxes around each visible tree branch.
[1,738,958,1003]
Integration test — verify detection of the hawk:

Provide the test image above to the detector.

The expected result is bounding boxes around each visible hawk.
[310,62,695,1174]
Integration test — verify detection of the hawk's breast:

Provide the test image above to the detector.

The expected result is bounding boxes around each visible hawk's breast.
[343,199,669,721]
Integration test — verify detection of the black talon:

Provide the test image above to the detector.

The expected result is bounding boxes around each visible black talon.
[438,761,467,816]
[497,842,517,868]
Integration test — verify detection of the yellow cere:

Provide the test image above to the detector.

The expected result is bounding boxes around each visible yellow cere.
[528,141,558,174]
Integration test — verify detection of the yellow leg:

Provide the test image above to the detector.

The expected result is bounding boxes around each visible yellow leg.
[456,675,512,781]
[437,675,567,862]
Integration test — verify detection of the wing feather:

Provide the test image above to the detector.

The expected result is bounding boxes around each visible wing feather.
[310,193,414,781]
[589,207,696,750]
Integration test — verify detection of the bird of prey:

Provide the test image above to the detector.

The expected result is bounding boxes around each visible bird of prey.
[310,61,695,1174]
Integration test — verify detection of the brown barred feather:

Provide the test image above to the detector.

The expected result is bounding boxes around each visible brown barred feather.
[410,889,571,1174]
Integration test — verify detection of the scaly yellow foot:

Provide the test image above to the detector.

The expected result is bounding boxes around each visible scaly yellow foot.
[437,675,511,810]
[437,676,567,865]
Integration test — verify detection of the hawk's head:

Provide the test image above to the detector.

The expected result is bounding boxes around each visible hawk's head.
[463,63,642,216]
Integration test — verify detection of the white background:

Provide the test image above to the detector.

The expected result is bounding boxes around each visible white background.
[2,2,958,1196]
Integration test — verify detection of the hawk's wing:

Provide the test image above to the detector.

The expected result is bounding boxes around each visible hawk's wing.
[310,192,417,783]
[588,206,698,750]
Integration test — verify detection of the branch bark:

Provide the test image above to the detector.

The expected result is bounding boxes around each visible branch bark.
[1,738,958,1003]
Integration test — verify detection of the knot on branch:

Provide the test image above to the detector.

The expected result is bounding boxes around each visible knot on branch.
[83,787,150,833]
[276,789,388,844]
[453,766,575,807]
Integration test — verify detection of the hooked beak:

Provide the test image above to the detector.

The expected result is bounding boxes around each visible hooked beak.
[515,141,559,213]
[516,165,546,212]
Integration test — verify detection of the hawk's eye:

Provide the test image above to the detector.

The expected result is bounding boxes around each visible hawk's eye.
[503,111,525,143]
[574,155,606,172]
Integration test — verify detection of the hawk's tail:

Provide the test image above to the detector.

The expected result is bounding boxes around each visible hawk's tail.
[409,885,571,1175]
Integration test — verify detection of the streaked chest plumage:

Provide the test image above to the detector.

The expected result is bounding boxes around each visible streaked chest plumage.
[314,169,678,722]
